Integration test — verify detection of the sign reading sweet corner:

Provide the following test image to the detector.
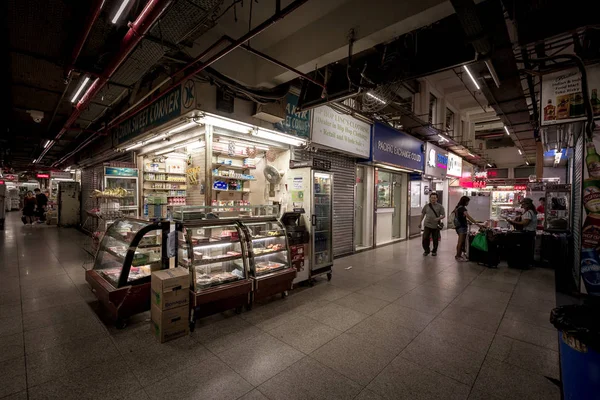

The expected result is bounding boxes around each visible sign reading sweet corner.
[113,80,197,146]
[311,106,371,158]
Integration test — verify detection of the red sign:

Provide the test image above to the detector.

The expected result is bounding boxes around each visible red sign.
[0,180,5,185]
[460,180,487,189]
[4,174,16,181]
[514,185,527,191]
[474,171,487,179]
[36,173,50,179]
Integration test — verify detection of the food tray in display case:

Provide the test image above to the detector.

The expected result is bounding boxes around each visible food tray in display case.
[240,218,295,301]
[176,220,252,330]
[85,218,169,328]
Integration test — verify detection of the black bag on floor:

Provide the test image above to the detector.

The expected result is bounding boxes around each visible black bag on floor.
[506,232,535,269]
[468,231,500,268]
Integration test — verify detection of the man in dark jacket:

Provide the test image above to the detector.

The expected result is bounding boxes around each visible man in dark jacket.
[34,188,48,222]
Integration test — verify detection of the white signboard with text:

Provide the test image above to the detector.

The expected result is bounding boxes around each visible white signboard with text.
[540,63,600,126]
[447,152,463,177]
[311,106,371,158]
[424,143,448,179]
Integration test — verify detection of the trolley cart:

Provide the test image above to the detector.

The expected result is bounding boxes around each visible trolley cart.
[468,228,501,268]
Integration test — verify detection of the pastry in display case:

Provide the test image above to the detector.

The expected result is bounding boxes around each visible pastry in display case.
[177,220,252,331]
[241,218,295,301]
[85,218,169,328]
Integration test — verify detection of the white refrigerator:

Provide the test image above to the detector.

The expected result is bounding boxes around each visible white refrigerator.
[286,167,334,284]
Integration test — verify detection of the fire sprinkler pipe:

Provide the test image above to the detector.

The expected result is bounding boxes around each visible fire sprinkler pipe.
[39,0,174,165]
[54,0,309,167]
[65,0,106,81]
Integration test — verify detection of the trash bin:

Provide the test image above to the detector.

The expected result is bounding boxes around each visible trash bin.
[550,305,600,399]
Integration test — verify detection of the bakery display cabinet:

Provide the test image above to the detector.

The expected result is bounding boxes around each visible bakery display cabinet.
[86,218,169,328]
[240,217,295,303]
[177,219,252,330]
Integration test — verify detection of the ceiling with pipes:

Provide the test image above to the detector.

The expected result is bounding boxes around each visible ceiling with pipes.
[4,0,599,171]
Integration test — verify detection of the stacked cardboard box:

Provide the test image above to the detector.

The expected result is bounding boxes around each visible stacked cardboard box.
[150,267,190,343]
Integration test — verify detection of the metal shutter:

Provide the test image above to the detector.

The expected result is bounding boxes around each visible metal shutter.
[294,149,357,257]
[572,133,584,291]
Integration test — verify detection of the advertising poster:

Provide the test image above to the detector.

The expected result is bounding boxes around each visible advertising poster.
[540,63,600,126]
[581,126,600,296]
[273,93,311,138]
[447,152,463,178]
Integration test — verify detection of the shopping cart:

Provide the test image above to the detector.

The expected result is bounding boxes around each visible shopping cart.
[467,226,501,268]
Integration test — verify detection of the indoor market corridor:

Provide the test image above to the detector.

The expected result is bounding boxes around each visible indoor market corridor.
[0,213,560,400]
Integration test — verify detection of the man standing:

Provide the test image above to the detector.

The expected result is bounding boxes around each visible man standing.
[34,188,48,223]
[419,192,445,256]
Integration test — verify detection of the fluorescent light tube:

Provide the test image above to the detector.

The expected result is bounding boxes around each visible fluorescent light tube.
[44,140,53,149]
[366,92,386,105]
[111,0,131,24]
[463,65,480,90]
[71,77,90,103]
[125,142,145,151]
[468,152,475,157]
[32,159,38,164]
[168,122,197,135]
[155,148,176,155]
[253,128,306,146]
[437,134,448,142]
[504,126,510,136]
[203,116,253,134]
[487,163,492,167]
[526,161,530,165]
[518,149,522,155]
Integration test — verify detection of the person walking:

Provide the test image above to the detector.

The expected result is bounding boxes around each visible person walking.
[453,196,480,261]
[419,192,445,256]
[22,191,36,225]
[34,188,48,223]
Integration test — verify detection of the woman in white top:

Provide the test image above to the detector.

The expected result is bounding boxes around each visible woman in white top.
[508,198,538,231]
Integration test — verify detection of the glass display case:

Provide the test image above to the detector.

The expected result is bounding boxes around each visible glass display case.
[178,222,248,292]
[243,219,290,277]
[86,218,169,328]
[173,204,280,222]
[241,217,295,301]
[103,167,139,217]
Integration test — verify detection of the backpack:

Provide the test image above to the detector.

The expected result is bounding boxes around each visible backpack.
[448,208,458,229]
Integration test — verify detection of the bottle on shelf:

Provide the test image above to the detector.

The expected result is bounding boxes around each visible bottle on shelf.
[586,141,600,178]
[592,89,600,116]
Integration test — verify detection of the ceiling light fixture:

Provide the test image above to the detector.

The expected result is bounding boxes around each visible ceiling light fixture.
[366,92,387,105]
[518,149,522,155]
[504,126,510,136]
[32,159,38,164]
[526,161,530,166]
[71,76,90,103]
[111,0,132,24]
[437,134,449,143]
[43,140,53,149]
[468,152,476,157]
[487,163,492,168]
[463,65,480,90]
[202,116,254,134]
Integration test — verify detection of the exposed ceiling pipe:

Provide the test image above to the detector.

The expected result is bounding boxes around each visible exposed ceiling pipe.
[65,0,106,81]
[54,0,310,167]
[40,0,175,165]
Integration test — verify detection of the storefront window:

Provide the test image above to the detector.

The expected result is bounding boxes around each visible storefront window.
[376,170,392,208]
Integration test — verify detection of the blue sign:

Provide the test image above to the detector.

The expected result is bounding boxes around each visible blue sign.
[273,93,310,138]
[113,85,183,146]
[371,123,424,172]
[104,167,138,177]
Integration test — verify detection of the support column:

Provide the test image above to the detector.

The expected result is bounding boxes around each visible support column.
[536,141,544,179]
[204,124,213,206]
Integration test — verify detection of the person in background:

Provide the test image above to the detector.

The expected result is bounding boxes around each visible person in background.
[419,192,445,257]
[34,188,48,223]
[453,196,480,261]
[537,197,545,214]
[22,191,36,225]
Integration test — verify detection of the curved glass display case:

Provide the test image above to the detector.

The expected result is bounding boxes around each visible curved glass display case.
[86,218,169,328]
[93,219,164,287]
[178,222,248,292]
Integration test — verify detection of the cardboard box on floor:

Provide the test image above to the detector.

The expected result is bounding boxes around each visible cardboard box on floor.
[151,303,189,343]
[151,267,189,311]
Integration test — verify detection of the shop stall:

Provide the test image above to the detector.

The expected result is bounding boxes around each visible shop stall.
[85,218,169,328]
[364,123,424,245]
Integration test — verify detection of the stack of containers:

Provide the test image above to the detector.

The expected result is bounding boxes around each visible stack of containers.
[150,267,190,343]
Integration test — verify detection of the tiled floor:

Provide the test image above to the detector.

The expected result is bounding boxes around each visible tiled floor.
[0,213,561,400]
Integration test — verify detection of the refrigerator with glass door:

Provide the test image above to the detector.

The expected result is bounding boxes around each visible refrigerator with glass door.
[103,167,139,218]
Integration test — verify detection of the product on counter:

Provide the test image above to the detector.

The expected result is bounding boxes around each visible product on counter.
[195,271,240,288]
[255,261,285,274]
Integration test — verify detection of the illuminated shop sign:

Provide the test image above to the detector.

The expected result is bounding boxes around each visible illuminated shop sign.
[370,123,424,171]
[447,153,462,177]
[424,143,448,179]
[36,173,50,179]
